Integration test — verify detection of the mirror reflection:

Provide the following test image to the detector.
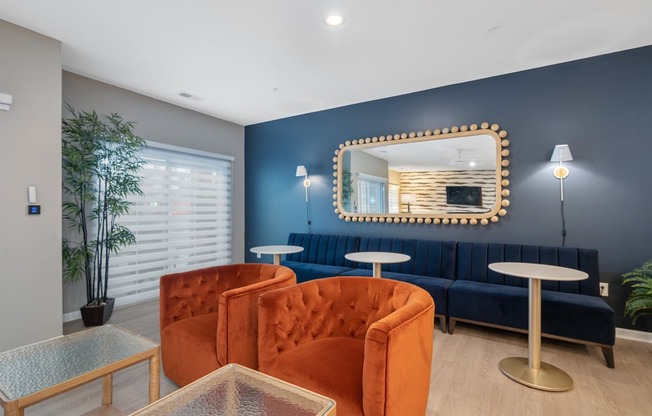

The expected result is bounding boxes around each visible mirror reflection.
[333,125,510,224]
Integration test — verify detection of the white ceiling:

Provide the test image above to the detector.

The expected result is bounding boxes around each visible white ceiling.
[2,1,651,126]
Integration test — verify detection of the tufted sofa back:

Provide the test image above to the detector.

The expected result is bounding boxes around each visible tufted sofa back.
[456,242,600,296]
[358,237,457,279]
[286,233,360,267]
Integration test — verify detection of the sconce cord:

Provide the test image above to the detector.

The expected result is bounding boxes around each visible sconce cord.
[305,198,312,234]
[560,199,567,247]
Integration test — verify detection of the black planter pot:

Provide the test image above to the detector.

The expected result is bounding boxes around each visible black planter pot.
[80,298,115,327]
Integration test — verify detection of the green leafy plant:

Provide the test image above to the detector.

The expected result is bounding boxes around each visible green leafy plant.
[62,105,146,307]
[622,259,652,324]
[341,169,354,210]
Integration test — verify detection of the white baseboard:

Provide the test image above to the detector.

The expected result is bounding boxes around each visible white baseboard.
[62,294,159,324]
[616,327,652,343]
[63,310,81,323]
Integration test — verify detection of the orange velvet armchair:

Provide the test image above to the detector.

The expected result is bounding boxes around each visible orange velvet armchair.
[159,263,296,386]
[257,277,435,416]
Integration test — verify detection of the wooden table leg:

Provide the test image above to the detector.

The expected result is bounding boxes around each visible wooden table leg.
[149,349,160,403]
[102,373,113,406]
[4,401,24,416]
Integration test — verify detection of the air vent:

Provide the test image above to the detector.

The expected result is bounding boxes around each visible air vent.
[177,91,205,101]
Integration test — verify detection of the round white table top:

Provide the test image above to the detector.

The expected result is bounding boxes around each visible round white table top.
[488,262,588,282]
[345,251,411,264]
[250,245,304,255]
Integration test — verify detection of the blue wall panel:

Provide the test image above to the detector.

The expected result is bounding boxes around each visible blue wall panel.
[245,46,652,331]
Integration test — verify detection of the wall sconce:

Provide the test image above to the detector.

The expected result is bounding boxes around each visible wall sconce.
[402,193,416,213]
[295,165,311,202]
[295,165,312,232]
[550,144,573,201]
[550,144,573,247]
[0,92,13,112]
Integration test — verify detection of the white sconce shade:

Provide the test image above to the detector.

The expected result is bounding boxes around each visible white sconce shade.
[550,144,573,163]
[401,193,417,204]
[550,144,573,179]
[402,193,416,213]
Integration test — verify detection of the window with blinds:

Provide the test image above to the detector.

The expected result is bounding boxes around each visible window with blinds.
[357,173,387,214]
[108,142,233,307]
[388,184,400,214]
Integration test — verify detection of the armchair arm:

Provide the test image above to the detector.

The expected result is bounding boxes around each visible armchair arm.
[363,295,434,416]
[217,267,296,369]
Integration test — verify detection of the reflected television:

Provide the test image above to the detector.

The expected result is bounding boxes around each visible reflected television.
[446,186,482,206]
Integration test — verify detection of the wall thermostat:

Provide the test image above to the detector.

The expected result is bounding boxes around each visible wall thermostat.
[28,205,41,215]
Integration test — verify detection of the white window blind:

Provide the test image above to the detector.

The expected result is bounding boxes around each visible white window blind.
[108,143,233,307]
[388,184,400,214]
[357,173,387,214]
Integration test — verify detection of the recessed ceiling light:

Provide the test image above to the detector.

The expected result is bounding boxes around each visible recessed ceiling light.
[324,15,344,26]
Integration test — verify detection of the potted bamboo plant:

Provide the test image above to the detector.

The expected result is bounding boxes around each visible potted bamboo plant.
[62,105,146,326]
[622,259,652,325]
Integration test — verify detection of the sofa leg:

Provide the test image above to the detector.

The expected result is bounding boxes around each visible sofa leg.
[602,346,615,368]
[436,316,447,333]
[448,318,456,334]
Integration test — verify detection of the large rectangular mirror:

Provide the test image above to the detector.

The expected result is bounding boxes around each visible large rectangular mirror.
[332,123,510,225]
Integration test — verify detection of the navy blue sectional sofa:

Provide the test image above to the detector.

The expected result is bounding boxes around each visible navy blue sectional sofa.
[284,233,360,281]
[280,233,616,367]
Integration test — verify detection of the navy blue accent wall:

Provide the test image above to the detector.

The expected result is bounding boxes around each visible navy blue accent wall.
[245,46,652,332]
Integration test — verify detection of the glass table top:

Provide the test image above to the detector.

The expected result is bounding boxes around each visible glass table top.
[0,325,158,401]
[132,364,335,416]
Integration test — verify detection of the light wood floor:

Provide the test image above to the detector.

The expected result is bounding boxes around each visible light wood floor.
[3,300,652,416]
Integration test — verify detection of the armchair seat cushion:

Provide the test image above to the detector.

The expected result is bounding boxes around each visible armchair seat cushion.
[265,337,364,416]
[161,313,219,387]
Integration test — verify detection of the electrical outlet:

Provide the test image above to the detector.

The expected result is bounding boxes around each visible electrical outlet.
[599,282,609,297]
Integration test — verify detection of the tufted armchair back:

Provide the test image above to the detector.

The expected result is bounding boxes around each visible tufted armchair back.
[258,277,435,416]
[159,263,296,386]
[159,263,292,331]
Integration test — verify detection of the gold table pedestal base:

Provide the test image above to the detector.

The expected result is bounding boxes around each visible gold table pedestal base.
[499,357,573,392]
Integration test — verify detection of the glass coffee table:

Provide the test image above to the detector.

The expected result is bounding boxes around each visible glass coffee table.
[0,325,160,416]
[131,363,335,416]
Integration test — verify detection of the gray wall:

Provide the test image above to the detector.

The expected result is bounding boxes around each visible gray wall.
[62,72,245,315]
[0,20,62,352]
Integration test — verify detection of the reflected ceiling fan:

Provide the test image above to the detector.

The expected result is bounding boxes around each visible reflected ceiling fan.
[449,149,476,168]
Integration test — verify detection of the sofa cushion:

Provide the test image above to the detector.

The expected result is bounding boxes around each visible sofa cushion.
[448,280,615,345]
[341,268,451,316]
[263,337,365,416]
[161,313,219,386]
[281,260,353,283]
